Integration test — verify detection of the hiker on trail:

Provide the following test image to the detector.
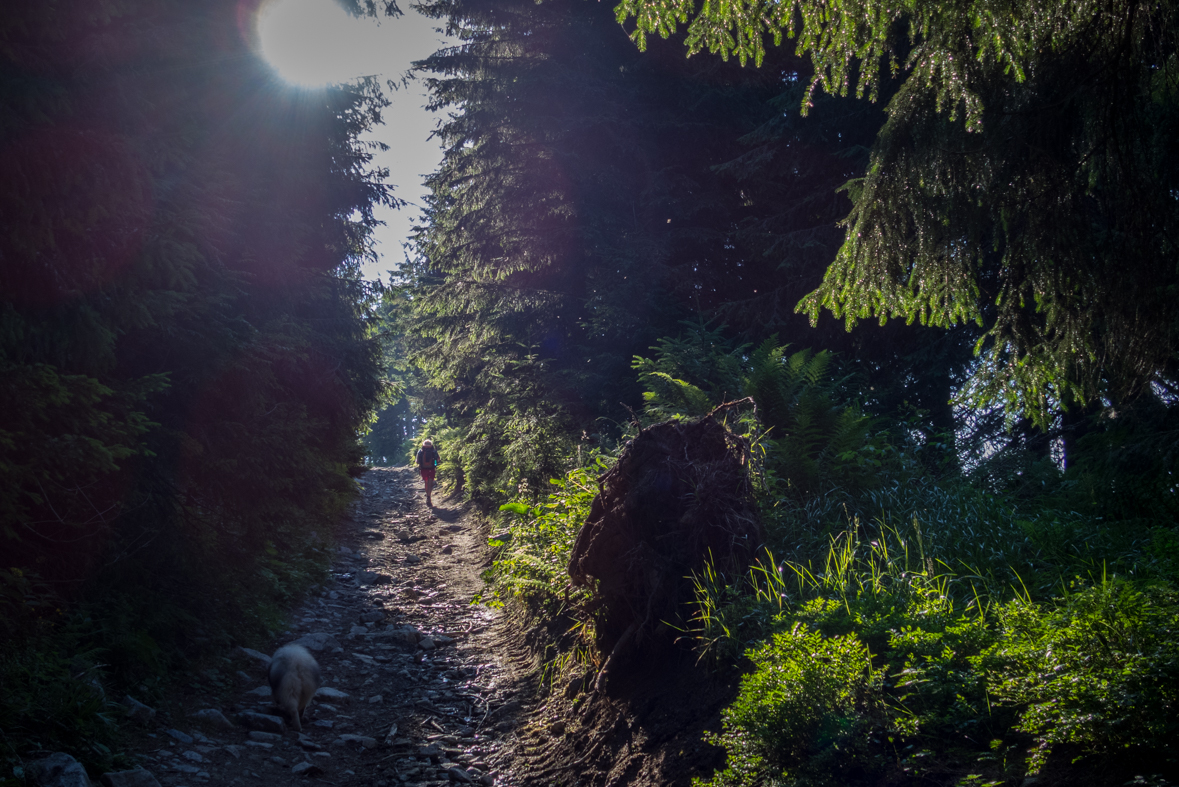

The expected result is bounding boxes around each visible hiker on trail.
[416,439,440,507]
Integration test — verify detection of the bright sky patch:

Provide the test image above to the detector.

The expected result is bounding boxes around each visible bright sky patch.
[257,0,389,87]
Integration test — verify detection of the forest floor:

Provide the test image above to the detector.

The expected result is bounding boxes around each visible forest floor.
[114,466,735,787]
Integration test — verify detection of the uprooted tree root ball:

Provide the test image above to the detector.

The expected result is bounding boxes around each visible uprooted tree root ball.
[568,412,761,683]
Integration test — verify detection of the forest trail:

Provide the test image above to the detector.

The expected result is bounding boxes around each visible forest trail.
[115,467,543,787]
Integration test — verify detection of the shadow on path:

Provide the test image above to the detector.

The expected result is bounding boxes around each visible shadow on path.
[430,498,463,524]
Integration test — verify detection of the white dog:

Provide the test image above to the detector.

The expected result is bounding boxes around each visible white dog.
[267,644,321,732]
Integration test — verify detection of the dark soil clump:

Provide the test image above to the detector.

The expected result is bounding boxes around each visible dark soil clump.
[568,414,760,661]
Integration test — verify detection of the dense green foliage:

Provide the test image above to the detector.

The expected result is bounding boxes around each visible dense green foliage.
[487,462,604,606]
[378,0,980,498]
[988,582,1179,773]
[6,0,1170,782]
[1,0,393,770]
[468,316,1178,782]
[618,0,1179,424]
[391,11,1178,775]
[691,535,1179,786]
[398,0,738,499]
[703,625,886,787]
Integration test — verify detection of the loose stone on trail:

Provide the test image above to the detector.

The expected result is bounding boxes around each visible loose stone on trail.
[163,728,193,744]
[314,687,350,701]
[292,632,342,651]
[334,734,378,749]
[100,768,163,787]
[236,646,271,665]
[291,761,323,776]
[25,752,91,787]
[120,696,156,725]
[238,711,285,734]
[108,467,526,787]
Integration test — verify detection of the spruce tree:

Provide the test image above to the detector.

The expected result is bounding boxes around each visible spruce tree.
[1,0,392,637]
[619,0,1179,422]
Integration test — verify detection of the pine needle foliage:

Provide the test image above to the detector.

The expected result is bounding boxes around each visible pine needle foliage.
[404,0,801,498]
[2,0,393,765]
[619,0,1179,424]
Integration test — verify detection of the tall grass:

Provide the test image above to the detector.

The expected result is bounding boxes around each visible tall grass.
[688,518,967,665]
[759,470,1150,600]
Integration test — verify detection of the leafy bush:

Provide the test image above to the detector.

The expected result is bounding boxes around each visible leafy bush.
[485,460,606,606]
[690,520,972,660]
[698,623,887,787]
[984,579,1179,774]
[695,518,1179,785]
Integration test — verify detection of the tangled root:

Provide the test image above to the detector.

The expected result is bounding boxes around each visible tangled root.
[568,410,761,667]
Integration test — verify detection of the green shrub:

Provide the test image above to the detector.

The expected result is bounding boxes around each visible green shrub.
[694,525,1009,785]
[696,522,1179,785]
[484,459,605,607]
[884,611,999,758]
[984,579,1179,774]
[690,520,970,660]
[698,623,887,787]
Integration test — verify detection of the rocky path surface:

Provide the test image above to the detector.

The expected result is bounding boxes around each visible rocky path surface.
[113,467,541,787]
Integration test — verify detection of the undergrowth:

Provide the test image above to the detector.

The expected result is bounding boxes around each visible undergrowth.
[481,458,607,611]
[444,326,1179,786]
[1,616,130,781]
[758,474,1141,599]
[690,523,1179,786]
[0,532,332,781]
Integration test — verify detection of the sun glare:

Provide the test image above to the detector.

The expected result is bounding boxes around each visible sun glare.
[256,0,387,88]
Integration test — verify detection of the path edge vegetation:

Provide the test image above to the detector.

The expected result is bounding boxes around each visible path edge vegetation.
[1,0,399,780]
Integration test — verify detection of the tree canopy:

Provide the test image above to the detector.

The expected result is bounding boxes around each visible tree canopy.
[2,0,392,646]
[374,0,982,493]
[616,0,1179,422]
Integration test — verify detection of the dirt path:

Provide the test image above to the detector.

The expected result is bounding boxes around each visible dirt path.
[118,467,539,787]
[111,467,734,787]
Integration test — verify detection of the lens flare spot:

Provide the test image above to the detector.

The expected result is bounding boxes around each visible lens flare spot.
[256,0,382,87]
